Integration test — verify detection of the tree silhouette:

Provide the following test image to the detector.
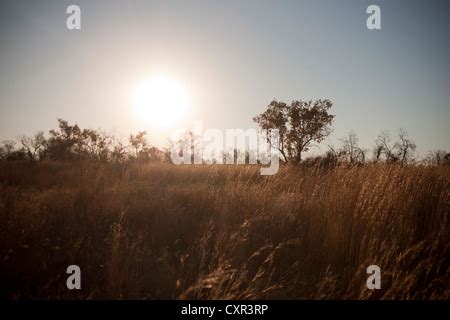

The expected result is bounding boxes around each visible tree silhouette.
[425,150,450,166]
[19,131,46,161]
[395,128,416,164]
[0,140,26,161]
[129,131,148,159]
[374,129,416,164]
[340,131,366,164]
[45,119,85,161]
[254,99,334,163]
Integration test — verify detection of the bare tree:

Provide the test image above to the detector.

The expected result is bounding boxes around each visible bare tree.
[340,131,366,164]
[374,129,416,164]
[374,131,399,162]
[373,143,384,162]
[395,128,416,164]
[424,149,450,166]
[18,131,46,161]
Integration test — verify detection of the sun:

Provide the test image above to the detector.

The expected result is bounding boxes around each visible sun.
[133,75,188,128]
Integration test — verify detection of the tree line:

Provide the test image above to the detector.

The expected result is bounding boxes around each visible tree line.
[0,119,168,163]
[253,99,449,166]
[1,100,449,165]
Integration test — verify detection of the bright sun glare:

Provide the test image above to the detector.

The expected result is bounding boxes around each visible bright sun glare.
[133,75,188,128]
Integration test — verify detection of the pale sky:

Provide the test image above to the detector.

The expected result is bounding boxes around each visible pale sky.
[0,0,449,156]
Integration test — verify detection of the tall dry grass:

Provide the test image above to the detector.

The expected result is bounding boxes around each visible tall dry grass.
[0,161,448,299]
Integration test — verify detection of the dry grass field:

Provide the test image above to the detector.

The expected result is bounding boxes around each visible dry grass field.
[0,162,448,299]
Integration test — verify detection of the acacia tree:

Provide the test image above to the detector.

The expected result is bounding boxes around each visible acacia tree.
[82,129,112,162]
[45,119,85,160]
[45,119,115,161]
[253,99,334,163]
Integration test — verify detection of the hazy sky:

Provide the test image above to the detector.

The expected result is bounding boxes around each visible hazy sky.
[1,0,449,156]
